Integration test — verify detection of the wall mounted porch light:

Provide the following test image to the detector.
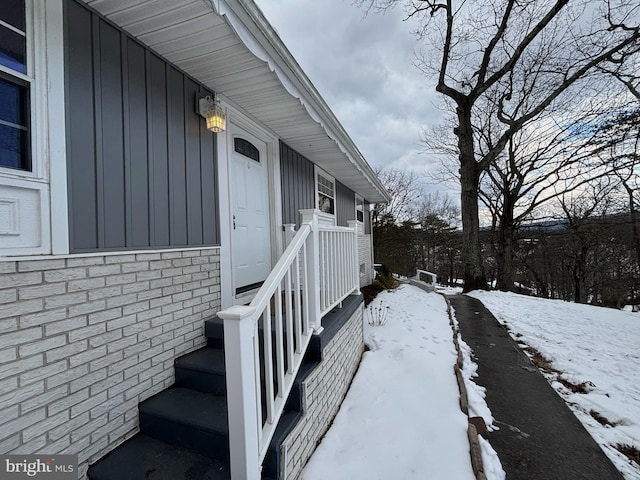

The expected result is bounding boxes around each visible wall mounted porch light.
[197,94,226,133]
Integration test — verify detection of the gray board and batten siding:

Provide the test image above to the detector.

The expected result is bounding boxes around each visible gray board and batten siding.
[279,141,370,232]
[64,0,220,253]
[280,141,315,228]
[335,181,355,227]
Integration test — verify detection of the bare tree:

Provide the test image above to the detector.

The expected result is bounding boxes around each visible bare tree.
[372,167,423,226]
[358,0,640,291]
[415,193,460,276]
[480,99,638,291]
[601,69,640,270]
[556,178,620,303]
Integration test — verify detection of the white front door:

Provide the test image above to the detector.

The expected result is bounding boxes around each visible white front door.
[230,126,272,294]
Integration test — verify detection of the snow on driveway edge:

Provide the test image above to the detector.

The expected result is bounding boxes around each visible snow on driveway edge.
[441,293,506,480]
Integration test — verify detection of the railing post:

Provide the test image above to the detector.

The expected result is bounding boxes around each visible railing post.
[283,223,296,248]
[348,220,360,293]
[217,305,261,480]
[301,209,322,333]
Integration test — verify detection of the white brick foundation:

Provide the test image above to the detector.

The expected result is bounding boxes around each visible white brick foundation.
[281,304,364,479]
[0,248,221,478]
[359,234,374,287]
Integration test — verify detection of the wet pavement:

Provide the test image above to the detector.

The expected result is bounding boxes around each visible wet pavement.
[449,294,624,480]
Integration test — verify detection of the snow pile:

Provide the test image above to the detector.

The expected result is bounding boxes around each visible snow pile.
[436,285,464,296]
[454,325,495,427]
[300,285,475,480]
[469,291,640,480]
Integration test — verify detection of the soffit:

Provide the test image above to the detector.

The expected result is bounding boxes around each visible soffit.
[82,0,390,203]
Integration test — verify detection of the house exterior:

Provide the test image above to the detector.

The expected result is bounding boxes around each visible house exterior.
[0,1,390,479]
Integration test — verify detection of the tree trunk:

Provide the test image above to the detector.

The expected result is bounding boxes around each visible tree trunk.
[574,244,589,303]
[457,106,487,292]
[449,251,455,285]
[495,218,515,291]
[496,230,514,291]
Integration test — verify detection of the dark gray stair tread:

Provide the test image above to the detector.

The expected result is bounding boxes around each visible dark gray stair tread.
[262,410,302,479]
[88,433,230,480]
[296,357,318,382]
[176,348,225,374]
[140,388,228,434]
[204,317,224,340]
[268,410,301,450]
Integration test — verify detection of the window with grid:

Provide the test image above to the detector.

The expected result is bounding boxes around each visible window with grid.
[0,0,30,171]
[317,172,335,215]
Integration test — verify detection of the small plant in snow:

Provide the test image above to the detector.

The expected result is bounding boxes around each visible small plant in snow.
[367,302,389,326]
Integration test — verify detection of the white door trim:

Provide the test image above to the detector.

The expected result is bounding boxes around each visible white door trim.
[217,102,282,309]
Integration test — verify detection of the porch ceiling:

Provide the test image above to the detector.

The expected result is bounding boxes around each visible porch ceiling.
[82,0,391,204]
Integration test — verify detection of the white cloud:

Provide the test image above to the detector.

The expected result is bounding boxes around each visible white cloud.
[255,0,451,195]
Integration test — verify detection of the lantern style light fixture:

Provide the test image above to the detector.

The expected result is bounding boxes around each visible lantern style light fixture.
[197,94,226,133]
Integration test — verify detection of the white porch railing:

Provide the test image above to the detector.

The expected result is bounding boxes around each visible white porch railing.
[217,209,359,480]
[319,222,360,314]
[416,269,437,285]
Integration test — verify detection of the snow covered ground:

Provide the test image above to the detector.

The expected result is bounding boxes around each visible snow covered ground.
[300,284,476,480]
[469,291,640,480]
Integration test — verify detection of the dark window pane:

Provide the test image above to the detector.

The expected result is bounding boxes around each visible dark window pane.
[0,26,26,74]
[234,137,260,162]
[0,76,28,125]
[0,0,25,31]
[0,123,29,170]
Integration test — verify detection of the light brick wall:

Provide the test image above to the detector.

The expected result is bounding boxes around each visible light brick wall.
[281,304,364,479]
[359,234,373,287]
[0,248,221,478]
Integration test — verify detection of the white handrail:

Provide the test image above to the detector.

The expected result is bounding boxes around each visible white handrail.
[218,210,359,479]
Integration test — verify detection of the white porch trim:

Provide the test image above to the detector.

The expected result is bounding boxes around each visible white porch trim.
[217,101,283,309]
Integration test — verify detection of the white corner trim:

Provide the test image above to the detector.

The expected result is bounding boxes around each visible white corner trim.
[43,0,69,255]
[217,107,233,309]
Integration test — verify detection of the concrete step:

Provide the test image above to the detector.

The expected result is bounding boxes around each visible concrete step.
[204,317,224,349]
[87,433,230,480]
[175,347,226,395]
[139,388,229,462]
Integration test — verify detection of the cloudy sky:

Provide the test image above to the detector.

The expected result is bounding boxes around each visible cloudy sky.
[253,0,453,196]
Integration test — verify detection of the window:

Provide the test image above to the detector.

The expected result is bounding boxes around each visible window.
[317,171,335,215]
[356,196,364,223]
[0,0,30,171]
[234,137,260,162]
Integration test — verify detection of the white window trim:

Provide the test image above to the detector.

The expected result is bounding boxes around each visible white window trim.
[0,0,37,179]
[0,0,66,257]
[315,166,336,226]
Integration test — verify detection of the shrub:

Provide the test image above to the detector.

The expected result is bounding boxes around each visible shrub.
[375,264,399,290]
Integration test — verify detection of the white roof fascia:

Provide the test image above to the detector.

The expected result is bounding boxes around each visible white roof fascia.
[209,0,391,203]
